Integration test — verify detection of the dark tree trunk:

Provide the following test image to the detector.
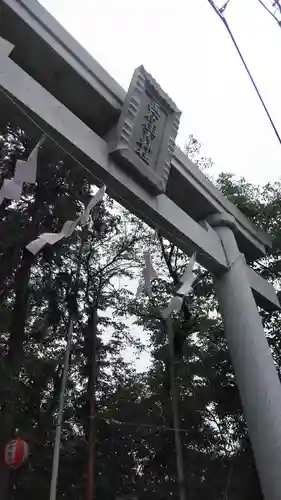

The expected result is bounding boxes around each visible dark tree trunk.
[0,249,33,500]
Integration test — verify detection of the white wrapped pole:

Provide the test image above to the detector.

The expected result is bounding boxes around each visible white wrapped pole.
[49,317,73,500]
[49,226,90,500]
[162,255,197,500]
[167,317,186,500]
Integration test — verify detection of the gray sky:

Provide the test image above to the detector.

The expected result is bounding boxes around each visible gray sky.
[37,0,281,371]
[39,0,281,185]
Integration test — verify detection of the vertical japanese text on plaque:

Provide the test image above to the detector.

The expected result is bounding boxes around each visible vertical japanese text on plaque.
[110,66,181,193]
[135,98,161,165]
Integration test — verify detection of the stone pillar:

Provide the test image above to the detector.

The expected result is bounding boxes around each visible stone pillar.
[209,213,281,500]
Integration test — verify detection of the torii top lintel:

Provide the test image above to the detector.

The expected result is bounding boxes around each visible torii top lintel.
[1,0,270,260]
[0,0,278,311]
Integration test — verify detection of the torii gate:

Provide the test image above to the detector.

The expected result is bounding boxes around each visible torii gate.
[0,1,281,498]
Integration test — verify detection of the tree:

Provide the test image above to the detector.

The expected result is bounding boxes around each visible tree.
[0,114,146,499]
[126,152,276,499]
[0,111,280,500]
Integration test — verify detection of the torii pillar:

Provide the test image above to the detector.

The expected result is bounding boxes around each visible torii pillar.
[209,213,281,500]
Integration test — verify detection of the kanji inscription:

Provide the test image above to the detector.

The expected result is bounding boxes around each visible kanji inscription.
[109,66,181,194]
[135,98,161,165]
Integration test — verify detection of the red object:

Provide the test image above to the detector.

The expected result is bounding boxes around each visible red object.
[3,437,29,469]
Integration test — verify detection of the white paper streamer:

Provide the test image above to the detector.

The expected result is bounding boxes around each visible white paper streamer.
[0,35,14,57]
[80,185,106,226]
[0,179,22,201]
[162,296,184,318]
[26,186,106,255]
[136,251,158,298]
[0,137,44,205]
[26,238,49,255]
[180,252,196,285]
[162,253,196,319]
[14,137,44,184]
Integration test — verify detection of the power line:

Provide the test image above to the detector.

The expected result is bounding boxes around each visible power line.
[272,0,281,15]
[218,0,231,15]
[207,0,281,146]
[257,0,281,25]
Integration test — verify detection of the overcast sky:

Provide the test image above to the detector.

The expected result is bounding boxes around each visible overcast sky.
[39,0,281,185]
[36,0,281,371]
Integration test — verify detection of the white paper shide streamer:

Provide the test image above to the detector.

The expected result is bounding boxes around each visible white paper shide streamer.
[136,251,158,298]
[162,253,196,319]
[26,186,106,255]
[0,136,44,205]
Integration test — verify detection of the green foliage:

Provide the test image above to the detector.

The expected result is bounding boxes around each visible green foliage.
[0,117,279,500]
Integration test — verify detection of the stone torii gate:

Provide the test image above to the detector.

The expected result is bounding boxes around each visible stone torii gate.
[0,1,281,498]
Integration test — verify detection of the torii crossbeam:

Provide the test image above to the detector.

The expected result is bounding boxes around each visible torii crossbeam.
[0,1,281,498]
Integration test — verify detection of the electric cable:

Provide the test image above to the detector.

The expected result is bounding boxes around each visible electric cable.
[207,0,281,146]
[257,0,281,25]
